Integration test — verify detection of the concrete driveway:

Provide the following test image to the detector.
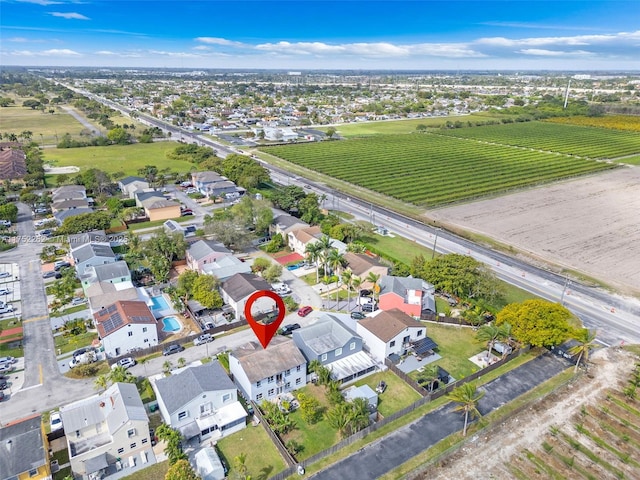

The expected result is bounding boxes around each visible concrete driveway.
[311,353,571,480]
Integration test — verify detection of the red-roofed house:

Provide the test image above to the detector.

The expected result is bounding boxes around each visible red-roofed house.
[94,300,159,358]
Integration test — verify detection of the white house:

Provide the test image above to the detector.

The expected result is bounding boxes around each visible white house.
[356,308,426,363]
[94,301,159,358]
[81,261,132,292]
[59,382,155,480]
[220,273,272,321]
[229,337,307,402]
[186,240,233,273]
[72,243,116,276]
[153,362,246,442]
[118,176,150,199]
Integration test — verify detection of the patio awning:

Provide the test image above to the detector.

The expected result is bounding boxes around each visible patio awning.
[178,421,201,439]
[326,351,378,381]
[84,452,109,474]
[412,337,438,356]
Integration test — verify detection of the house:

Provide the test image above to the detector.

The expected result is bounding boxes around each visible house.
[220,272,272,321]
[59,383,155,480]
[356,308,426,363]
[0,146,27,180]
[81,261,131,291]
[68,230,110,251]
[229,337,307,402]
[287,226,322,256]
[194,447,226,480]
[202,255,252,281]
[270,213,309,241]
[344,253,389,286]
[378,275,435,317]
[191,171,242,199]
[153,362,246,442]
[118,176,150,199]
[163,219,185,236]
[263,127,298,142]
[72,243,116,276]
[86,281,140,313]
[140,195,181,222]
[292,315,377,383]
[343,384,378,409]
[51,198,91,213]
[51,185,86,202]
[94,301,159,358]
[0,415,51,480]
[186,240,232,272]
[54,208,95,225]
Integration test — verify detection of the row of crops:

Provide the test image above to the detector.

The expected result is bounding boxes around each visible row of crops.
[436,121,640,159]
[261,132,616,207]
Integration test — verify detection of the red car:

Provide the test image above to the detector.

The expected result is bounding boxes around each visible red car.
[297,306,313,317]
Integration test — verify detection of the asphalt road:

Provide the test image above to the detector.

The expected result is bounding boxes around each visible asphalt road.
[311,352,571,480]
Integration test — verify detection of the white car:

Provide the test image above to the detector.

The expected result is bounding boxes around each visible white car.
[0,305,14,314]
[112,357,136,370]
[0,288,11,295]
[50,412,63,432]
[0,272,11,279]
[194,333,214,346]
[70,297,88,306]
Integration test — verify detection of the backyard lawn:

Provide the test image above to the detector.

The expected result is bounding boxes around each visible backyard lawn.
[216,423,286,479]
[354,370,421,418]
[54,331,98,355]
[119,461,169,480]
[422,322,486,380]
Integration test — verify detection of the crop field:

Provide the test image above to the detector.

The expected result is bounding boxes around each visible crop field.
[43,142,194,175]
[261,133,616,207]
[437,121,640,159]
[545,115,640,133]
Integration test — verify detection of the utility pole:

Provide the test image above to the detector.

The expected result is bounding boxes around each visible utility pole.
[560,276,570,305]
[431,228,441,259]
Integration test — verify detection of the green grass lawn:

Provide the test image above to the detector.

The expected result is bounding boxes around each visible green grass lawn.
[361,232,433,266]
[43,142,195,176]
[216,424,287,479]
[617,154,640,165]
[0,104,88,144]
[127,215,193,231]
[423,322,486,380]
[331,114,505,137]
[54,331,98,355]
[50,304,90,318]
[119,461,169,480]
[0,341,23,358]
[355,370,421,417]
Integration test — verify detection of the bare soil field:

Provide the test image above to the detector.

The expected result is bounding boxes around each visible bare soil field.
[428,166,640,294]
[427,347,639,480]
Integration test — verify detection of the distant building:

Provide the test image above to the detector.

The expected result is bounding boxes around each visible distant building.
[0,145,27,180]
[118,176,150,199]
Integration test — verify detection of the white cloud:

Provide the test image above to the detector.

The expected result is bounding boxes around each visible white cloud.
[8,37,29,42]
[149,50,201,58]
[519,49,593,57]
[195,37,244,47]
[48,12,89,20]
[476,30,640,48]
[95,50,116,55]
[43,48,81,56]
[16,0,63,5]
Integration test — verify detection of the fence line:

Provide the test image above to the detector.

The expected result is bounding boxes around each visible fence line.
[384,359,429,397]
[251,401,298,468]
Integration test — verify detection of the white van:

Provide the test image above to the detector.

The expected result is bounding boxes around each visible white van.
[271,283,291,295]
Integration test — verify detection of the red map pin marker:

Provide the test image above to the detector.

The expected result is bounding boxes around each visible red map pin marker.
[244,290,286,349]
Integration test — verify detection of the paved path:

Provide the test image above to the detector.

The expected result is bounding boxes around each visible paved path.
[311,352,571,480]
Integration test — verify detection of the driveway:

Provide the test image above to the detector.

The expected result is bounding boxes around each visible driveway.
[311,353,571,480]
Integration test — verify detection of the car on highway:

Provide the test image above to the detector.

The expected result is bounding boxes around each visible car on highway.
[50,411,63,432]
[112,357,136,370]
[281,323,301,335]
[297,306,313,317]
[193,333,214,346]
[162,344,185,356]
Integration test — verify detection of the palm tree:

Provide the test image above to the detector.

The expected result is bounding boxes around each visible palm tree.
[342,269,353,311]
[352,276,362,300]
[568,328,597,372]
[317,235,334,280]
[163,360,172,374]
[476,323,502,359]
[108,365,135,384]
[327,249,345,276]
[305,241,322,284]
[94,374,108,392]
[447,383,485,436]
[418,363,441,392]
[138,356,149,374]
[177,357,186,368]
[366,272,381,301]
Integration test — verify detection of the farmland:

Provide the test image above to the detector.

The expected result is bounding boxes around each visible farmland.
[437,121,640,159]
[545,114,640,133]
[261,132,616,207]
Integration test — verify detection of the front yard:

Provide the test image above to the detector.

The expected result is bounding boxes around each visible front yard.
[216,423,286,479]
[54,330,98,355]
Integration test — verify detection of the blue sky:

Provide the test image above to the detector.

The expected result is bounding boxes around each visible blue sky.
[1,0,639,70]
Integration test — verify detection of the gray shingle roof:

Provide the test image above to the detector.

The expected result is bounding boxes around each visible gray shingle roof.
[68,230,108,250]
[188,240,231,262]
[232,337,306,383]
[54,208,94,223]
[0,415,47,479]
[73,243,115,264]
[154,362,235,415]
[82,260,130,283]
[119,176,147,186]
[135,191,164,203]
[273,214,308,230]
[379,275,432,297]
[293,317,355,356]
[222,273,271,302]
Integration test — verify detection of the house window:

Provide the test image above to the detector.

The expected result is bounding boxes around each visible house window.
[130,443,137,449]
[75,430,80,438]
[256,380,261,387]
[268,376,274,383]
[143,327,147,333]
[200,403,212,415]
[222,393,231,403]
[127,428,136,438]
[403,335,410,344]
[417,329,423,337]
[295,378,301,385]
[335,347,342,356]
[296,365,301,372]
[321,353,327,361]
[141,438,148,444]
[128,331,133,337]
[29,469,38,477]
[268,389,275,396]
[178,411,188,420]
[286,382,290,388]
[256,393,263,401]
[350,342,356,351]
[390,340,396,348]
[144,338,149,343]
[285,369,290,376]
[117,448,125,454]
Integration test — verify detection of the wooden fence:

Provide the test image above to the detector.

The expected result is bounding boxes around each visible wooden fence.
[251,401,298,468]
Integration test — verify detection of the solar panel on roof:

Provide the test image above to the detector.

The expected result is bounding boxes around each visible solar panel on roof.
[412,337,438,356]
[102,312,124,334]
[106,304,118,314]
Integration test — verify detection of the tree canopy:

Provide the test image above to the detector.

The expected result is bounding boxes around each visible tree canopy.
[57,211,111,235]
[496,299,574,347]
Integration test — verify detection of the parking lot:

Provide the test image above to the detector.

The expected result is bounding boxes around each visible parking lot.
[0,263,21,319]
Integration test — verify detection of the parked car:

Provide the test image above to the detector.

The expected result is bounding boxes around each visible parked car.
[281,323,301,335]
[297,306,313,317]
[0,288,11,295]
[181,210,194,216]
[43,271,57,279]
[0,220,11,227]
[376,381,387,394]
[361,303,378,313]
[359,289,373,297]
[0,379,7,390]
[162,344,185,356]
[0,305,14,314]
[39,229,53,237]
[193,333,214,346]
[0,391,5,401]
[54,261,71,271]
[0,272,11,278]
[350,311,366,320]
[0,363,14,373]
[50,412,63,432]
[112,357,136,370]
[70,297,87,306]
[0,356,17,365]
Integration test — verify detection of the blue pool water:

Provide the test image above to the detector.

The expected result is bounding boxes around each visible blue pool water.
[162,316,181,332]
[150,295,169,311]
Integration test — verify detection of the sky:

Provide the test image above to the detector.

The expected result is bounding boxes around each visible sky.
[1,0,639,71]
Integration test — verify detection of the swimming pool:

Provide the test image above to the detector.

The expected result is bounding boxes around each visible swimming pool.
[150,295,169,311]
[162,316,181,332]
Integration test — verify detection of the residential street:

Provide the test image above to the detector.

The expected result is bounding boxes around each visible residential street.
[311,353,571,480]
